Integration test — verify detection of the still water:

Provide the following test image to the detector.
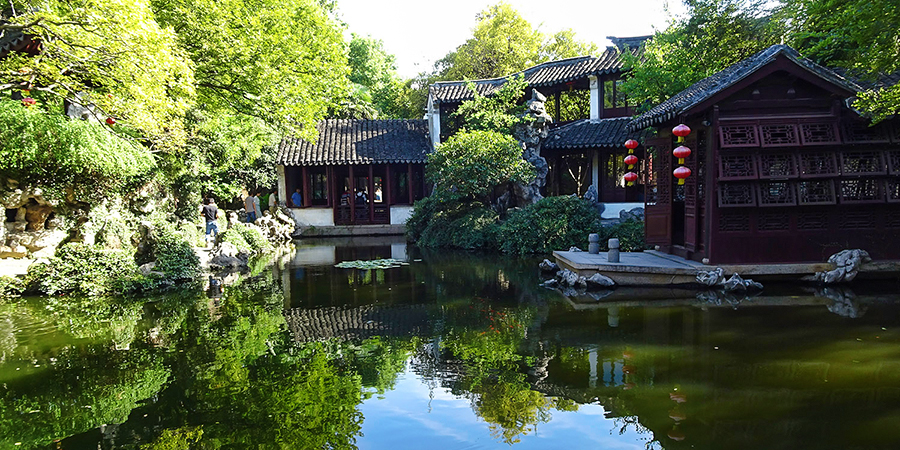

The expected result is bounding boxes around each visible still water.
[2,236,900,449]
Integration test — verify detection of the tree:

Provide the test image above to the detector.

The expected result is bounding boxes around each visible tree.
[0,0,194,148]
[151,0,349,140]
[339,34,418,119]
[775,0,900,122]
[622,0,781,109]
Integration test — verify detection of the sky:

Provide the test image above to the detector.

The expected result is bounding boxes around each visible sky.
[334,0,687,79]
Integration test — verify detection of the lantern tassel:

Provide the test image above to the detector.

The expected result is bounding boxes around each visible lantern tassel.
[678,158,684,164]
[677,178,685,185]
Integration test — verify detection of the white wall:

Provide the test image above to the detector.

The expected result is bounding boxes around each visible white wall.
[290,207,334,227]
[390,205,415,225]
[600,202,644,220]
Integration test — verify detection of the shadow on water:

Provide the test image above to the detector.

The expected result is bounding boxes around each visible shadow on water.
[1,236,899,449]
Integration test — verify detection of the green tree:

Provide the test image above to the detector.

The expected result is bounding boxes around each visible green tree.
[623,0,780,109]
[0,0,193,148]
[775,0,900,122]
[339,34,418,119]
[151,0,349,140]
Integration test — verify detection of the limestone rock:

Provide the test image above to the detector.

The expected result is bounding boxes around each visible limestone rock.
[24,203,53,231]
[586,273,615,288]
[538,259,559,272]
[208,242,250,271]
[813,249,871,284]
[557,269,579,287]
[696,267,725,286]
[583,185,599,204]
[721,273,763,292]
[540,278,558,287]
[568,246,583,252]
[0,245,27,258]
[619,207,644,222]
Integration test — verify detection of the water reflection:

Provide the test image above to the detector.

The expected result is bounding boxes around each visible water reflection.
[0,237,899,449]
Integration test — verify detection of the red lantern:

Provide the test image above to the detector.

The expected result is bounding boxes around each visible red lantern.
[21,97,36,107]
[672,124,691,143]
[624,139,639,153]
[673,145,691,164]
[624,171,638,186]
[624,154,638,168]
[106,117,116,125]
[673,166,691,185]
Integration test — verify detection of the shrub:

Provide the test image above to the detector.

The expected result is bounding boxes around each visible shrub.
[152,224,201,281]
[405,195,443,243]
[25,243,144,296]
[599,220,646,252]
[498,196,601,255]
[417,203,500,250]
[0,276,24,298]
[221,222,273,254]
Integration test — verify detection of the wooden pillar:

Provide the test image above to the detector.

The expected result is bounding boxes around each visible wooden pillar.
[407,163,414,204]
[349,165,355,224]
[368,165,375,222]
[555,91,561,121]
[326,166,334,207]
[301,166,310,207]
[385,164,393,206]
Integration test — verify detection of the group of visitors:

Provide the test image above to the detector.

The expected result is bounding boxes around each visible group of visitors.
[199,188,282,247]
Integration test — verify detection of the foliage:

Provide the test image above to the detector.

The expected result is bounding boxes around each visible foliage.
[498,196,601,255]
[600,220,647,252]
[41,294,144,345]
[25,243,144,296]
[427,130,534,202]
[622,0,780,108]
[452,77,529,134]
[415,202,500,250]
[149,222,202,282]
[0,100,155,200]
[140,427,203,450]
[775,0,900,122]
[0,0,194,148]
[227,222,274,254]
[0,276,24,298]
[151,0,349,140]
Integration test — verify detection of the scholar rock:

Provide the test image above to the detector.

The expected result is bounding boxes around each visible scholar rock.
[696,267,725,286]
[557,269,580,287]
[586,273,616,288]
[540,278,558,287]
[538,259,559,272]
[568,246,583,252]
[813,249,871,284]
[619,207,644,222]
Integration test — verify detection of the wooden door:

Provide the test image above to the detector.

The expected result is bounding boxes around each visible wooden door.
[644,137,673,248]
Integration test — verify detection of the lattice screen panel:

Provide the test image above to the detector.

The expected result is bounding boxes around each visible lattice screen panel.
[797,180,836,205]
[757,211,790,231]
[842,122,890,144]
[718,154,757,180]
[840,179,883,204]
[760,124,799,147]
[888,150,900,175]
[797,211,830,230]
[886,211,900,229]
[840,210,877,229]
[758,153,798,179]
[887,179,900,203]
[718,182,756,207]
[840,150,886,175]
[757,182,796,206]
[719,125,759,148]
[718,211,750,232]
[799,152,839,178]
[800,123,840,145]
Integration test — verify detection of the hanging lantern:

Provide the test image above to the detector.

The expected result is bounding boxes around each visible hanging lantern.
[624,171,638,186]
[106,117,116,125]
[673,145,691,165]
[624,154,638,168]
[673,166,691,185]
[672,124,691,143]
[21,97,36,107]
[624,139,639,154]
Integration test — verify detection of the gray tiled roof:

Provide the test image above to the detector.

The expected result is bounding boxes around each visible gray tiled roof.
[0,27,25,55]
[430,41,646,104]
[629,45,864,130]
[277,119,431,166]
[543,118,642,150]
[284,304,430,342]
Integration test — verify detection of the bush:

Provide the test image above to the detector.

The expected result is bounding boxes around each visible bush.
[0,276,24,298]
[26,243,144,296]
[417,203,500,250]
[599,220,646,252]
[498,196,601,255]
[151,224,201,281]
[221,222,273,254]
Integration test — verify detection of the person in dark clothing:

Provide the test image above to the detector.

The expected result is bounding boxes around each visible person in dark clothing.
[291,188,303,207]
[201,197,220,246]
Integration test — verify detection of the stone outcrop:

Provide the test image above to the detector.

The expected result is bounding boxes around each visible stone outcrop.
[696,268,763,291]
[0,184,68,258]
[511,90,553,207]
[811,249,871,284]
[549,268,616,292]
[538,259,559,272]
[208,242,250,271]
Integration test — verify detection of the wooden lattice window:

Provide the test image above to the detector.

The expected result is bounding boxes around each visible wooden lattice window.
[887,150,900,175]
[760,124,799,147]
[720,125,759,148]
[799,152,839,178]
[891,123,900,144]
[797,211,830,230]
[886,211,900,228]
[757,181,796,206]
[758,153,798,179]
[718,154,757,180]
[842,122,890,144]
[840,179,883,204]
[840,150,886,175]
[797,180,836,205]
[757,211,790,231]
[718,182,756,207]
[800,123,840,145]
[718,211,750,232]
[887,178,900,203]
[840,210,877,229]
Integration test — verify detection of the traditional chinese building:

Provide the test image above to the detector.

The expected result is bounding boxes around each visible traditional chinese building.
[276,119,430,233]
[631,44,900,264]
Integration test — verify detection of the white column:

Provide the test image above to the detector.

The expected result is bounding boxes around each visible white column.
[592,149,600,193]
[276,164,287,206]
[427,94,441,148]
[589,75,600,120]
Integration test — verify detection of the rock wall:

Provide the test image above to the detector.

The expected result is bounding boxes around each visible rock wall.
[0,183,67,258]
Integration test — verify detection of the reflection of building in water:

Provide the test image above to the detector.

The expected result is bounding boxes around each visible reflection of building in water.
[284,305,430,342]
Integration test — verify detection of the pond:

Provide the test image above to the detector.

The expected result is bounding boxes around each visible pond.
[2,236,900,449]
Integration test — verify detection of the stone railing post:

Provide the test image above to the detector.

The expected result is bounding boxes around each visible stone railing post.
[608,238,620,263]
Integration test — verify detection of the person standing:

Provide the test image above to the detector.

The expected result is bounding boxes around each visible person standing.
[201,197,220,247]
[291,188,303,207]
[252,191,262,220]
[268,191,277,213]
[244,190,258,223]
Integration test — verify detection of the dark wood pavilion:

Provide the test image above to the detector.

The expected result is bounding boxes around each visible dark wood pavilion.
[276,119,430,228]
[630,44,900,264]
